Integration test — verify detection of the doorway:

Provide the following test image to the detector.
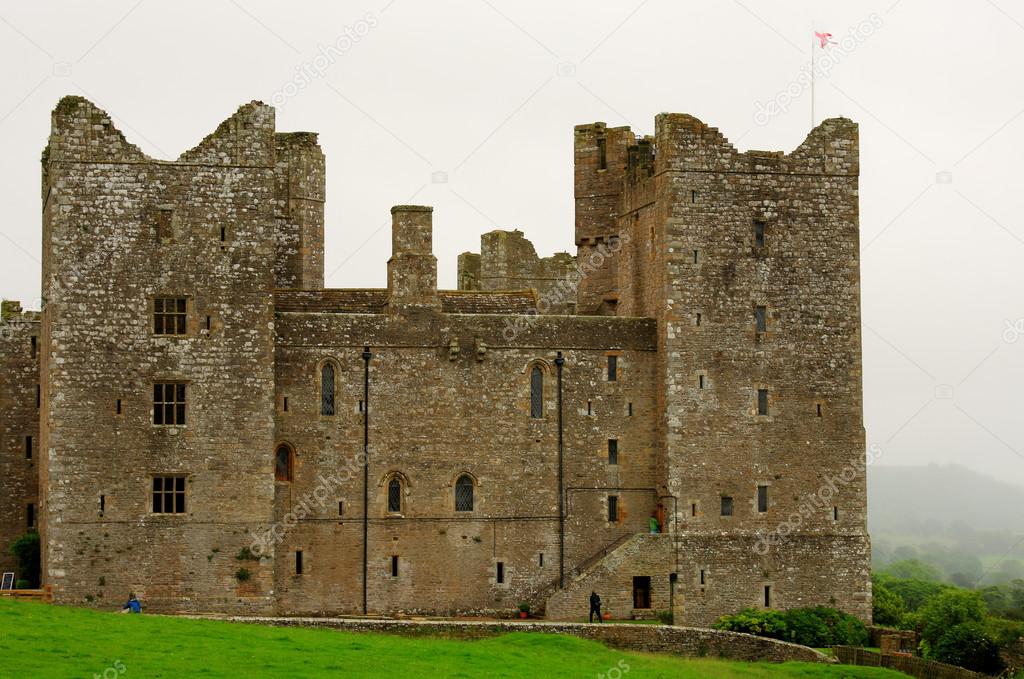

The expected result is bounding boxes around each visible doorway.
[632,575,651,609]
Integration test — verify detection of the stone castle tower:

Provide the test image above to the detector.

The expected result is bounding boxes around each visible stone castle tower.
[0,97,869,624]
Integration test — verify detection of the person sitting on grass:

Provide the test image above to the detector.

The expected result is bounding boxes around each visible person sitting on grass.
[119,593,141,614]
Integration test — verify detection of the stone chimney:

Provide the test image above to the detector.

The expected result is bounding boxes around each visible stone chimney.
[387,205,439,312]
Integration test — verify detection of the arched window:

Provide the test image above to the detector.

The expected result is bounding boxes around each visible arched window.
[530,366,543,418]
[275,444,293,482]
[455,475,474,512]
[387,477,402,513]
[321,363,335,416]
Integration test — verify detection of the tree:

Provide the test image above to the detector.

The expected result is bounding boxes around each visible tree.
[873,582,907,627]
[932,622,1003,674]
[8,531,40,588]
[883,559,943,582]
[919,589,987,648]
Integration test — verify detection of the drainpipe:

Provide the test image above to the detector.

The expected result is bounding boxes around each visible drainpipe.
[361,345,371,615]
[555,351,565,588]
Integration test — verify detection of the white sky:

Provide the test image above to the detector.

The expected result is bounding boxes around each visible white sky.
[2,0,1023,485]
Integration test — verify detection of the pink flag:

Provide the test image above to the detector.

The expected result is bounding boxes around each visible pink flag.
[815,31,835,48]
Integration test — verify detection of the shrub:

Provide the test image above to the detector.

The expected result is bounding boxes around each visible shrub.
[14,579,28,589]
[656,610,674,625]
[715,609,788,640]
[8,531,40,588]
[873,582,907,627]
[932,622,1004,674]
[234,568,251,582]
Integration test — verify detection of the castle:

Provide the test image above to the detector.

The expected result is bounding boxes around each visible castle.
[0,96,870,624]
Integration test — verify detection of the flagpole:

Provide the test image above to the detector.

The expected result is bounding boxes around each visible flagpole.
[810,21,815,128]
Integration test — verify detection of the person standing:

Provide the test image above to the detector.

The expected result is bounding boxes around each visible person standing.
[589,591,603,623]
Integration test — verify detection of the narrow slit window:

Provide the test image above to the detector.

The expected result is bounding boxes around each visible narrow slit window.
[833,506,839,521]
[608,495,618,522]
[608,439,618,465]
[816,403,823,417]
[496,562,504,584]
[597,137,607,170]
[607,355,618,381]
[116,399,122,415]
[391,555,399,577]
[25,436,32,460]
[530,366,543,418]
[757,388,769,416]
[755,306,767,333]
[691,502,697,517]
[764,585,771,607]
[693,250,699,264]
[283,396,289,412]
[27,503,35,528]
[321,363,335,416]
[695,312,702,326]
[36,385,40,409]
[627,402,633,416]
[154,298,187,335]
[219,226,226,242]
[338,501,344,516]
[587,400,592,416]
[295,550,304,575]
[698,374,705,389]
[754,220,766,247]
[700,569,706,585]
[30,336,37,359]
[539,553,544,567]
[99,494,105,515]
[691,190,698,203]
[153,382,187,426]
[757,485,768,513]
[205,316,211,331]
[720,496,733,517]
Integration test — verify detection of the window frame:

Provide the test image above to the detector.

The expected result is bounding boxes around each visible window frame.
[275,443,295,483]
[720,495,734,517]
[320,361,337,417]
[608,495,619,522]
[454,474,474,512]
[153,297,189,336]
[387,476,403,514]
[529,365,544,418]
[151,475,187,515]
[153,382,187,426]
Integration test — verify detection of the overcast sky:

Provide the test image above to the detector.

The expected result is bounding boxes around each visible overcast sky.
[2,0,1023,486]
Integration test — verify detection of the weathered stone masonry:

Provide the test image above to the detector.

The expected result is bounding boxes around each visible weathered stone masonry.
[0,96,869,625]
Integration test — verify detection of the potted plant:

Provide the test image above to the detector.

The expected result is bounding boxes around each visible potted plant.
[518,602,530,619]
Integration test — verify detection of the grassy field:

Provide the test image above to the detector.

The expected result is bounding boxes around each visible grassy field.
[0,599,909,678]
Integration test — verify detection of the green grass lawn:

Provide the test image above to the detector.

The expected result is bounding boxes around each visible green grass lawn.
[0,599,909,678]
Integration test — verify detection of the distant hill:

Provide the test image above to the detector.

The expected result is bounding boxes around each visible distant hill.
[869,464,1024,535]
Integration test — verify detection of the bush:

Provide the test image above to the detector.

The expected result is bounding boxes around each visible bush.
[873,582,907,627]
[714,609,788,640]
[234,568,251,582]
[8,531,40,588]
[715,607,868,647]
[931,622,1004,674]
[14,579,28,589]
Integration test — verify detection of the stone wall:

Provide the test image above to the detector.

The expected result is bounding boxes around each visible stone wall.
[0,301,40,576]
[203,616,835,664]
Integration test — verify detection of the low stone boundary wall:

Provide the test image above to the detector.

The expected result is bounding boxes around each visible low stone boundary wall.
[199,616,834,664]
[835,646,985,679]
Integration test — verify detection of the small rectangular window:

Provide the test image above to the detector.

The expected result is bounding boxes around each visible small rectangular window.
[698,374,705,389]
[754,220,766,248]
[25,436,32,460]
[153,382,187,426]
[695,312,702,326]
[607,355,618,381]
[36,385,40,409]
[764,585,771,607]
[721,496,733,517]
[296,550,304,575]
[587,400,592,416]
[627,402,633,416]
[691,502,697,517]
[691,190,697,203]
[817,403,823,417]
[151,475,186,514]
[757,388,769,416]
[693,249,699,264]
[283,396,289,413]
[755,306,767,332]
[496,562,505,584]
[608,495,618,522]
[597,137,607,170]
[338,501,344,516]
[115,398,122,415]
[833,506,839,521]
[539,553,544,567]
[757,485,768,513]
[30,336,37,359]
[99,494,105,515]
[26,503,35,528]
[219,226,226,242]
[154,298,187,335]
[700,569,706,585]
[391,555,399,577]
[205,316,211,331]
[608,439,618,465]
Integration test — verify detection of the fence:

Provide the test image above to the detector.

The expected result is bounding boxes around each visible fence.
[834,645,986,679]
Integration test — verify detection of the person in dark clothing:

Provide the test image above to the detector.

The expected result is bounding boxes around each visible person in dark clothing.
[589,591,603,623]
